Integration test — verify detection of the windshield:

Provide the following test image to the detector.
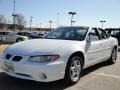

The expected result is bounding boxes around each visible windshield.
[43,27,88,41]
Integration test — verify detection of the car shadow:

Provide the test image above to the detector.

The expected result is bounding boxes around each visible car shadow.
[118,48,120,52]
[82,61,112,77]
[0,61,112,90]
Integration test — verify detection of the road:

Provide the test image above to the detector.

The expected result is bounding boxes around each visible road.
[0,45,120,90]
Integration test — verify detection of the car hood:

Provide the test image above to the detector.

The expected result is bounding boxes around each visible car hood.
[5,39,84,56]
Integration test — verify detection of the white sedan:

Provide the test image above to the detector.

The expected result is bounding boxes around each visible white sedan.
[0,26,118,84]
[0,31,29,43]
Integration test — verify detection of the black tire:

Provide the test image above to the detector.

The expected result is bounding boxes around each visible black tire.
[64,56,83,84]
[107,47,117,64]
[16,38,23,42]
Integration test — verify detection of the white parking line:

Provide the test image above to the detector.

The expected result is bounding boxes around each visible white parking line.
[92,73,120,79]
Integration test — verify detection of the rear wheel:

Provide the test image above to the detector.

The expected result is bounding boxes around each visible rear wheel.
[64,56,83,84]
[107,47,117,64]
[16,38,23,42]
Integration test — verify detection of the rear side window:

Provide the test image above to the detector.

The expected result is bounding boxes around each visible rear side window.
[17,33,22,35]
[5,32,10,35]
[98,28,108,39]
[17,32,30,36]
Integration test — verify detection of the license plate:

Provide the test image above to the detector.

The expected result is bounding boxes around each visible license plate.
[4,62,14,72]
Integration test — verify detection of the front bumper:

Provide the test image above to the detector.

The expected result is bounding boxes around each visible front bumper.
[0,55,65,82]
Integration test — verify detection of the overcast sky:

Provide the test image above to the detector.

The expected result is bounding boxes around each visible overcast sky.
[0,0,120,28]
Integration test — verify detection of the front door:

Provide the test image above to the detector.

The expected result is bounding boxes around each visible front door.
[85,28,102,66]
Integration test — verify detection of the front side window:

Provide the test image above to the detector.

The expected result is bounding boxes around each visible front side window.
[88,28,100,41]
[0,32,4,35]
[0,32,6,35]
[43,27,88,41]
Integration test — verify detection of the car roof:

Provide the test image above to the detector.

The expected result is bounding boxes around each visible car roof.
[58,26,89,28]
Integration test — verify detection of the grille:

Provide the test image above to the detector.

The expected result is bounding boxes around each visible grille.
[12,56,23,62]
[6,54,12,60]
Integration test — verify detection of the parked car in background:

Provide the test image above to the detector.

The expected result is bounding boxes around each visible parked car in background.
[17,32,43,39]
[0,26,118,84]
[105,28,120,45]
[0,36,4,43]
[0,31,29,43]
[0,36,3,41]
[0,36,6,42]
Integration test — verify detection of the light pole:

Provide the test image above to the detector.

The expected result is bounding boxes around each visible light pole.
[100,20,106,29]
[30,17,33,31]
[49,20,53,29]
[12,14,17,31]
[12,0,16,31]
[40,23,42,30]
[72,21,76,26]
[68,12,76,26]
[57,13,60,27]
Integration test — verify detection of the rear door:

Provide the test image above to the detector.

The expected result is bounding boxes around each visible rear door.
[97,28,112,59]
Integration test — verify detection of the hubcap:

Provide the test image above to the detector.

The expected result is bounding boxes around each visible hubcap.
[17,39,22,42]
[70,59,81,82]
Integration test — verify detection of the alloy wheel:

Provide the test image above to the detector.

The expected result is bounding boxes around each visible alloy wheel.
[70,59,81,82]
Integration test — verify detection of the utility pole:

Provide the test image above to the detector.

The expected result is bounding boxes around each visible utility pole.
[100,20,106,29]
[68,12,76,26]
[7,20,11,31]
[49,20,53,29]
[30,17,33,31]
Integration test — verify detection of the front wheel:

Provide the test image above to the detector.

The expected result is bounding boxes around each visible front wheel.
[107,48,117,64]
[64,56,83,84]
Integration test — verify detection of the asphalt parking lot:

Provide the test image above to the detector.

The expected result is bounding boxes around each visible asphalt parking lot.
[0,44,120,90]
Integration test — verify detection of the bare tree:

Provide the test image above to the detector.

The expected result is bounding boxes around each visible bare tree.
[14,13,26,31]
[0,14,7,30]
[0,14,6,24]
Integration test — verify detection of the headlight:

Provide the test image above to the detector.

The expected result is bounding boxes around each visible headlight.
[29,55,60,63]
